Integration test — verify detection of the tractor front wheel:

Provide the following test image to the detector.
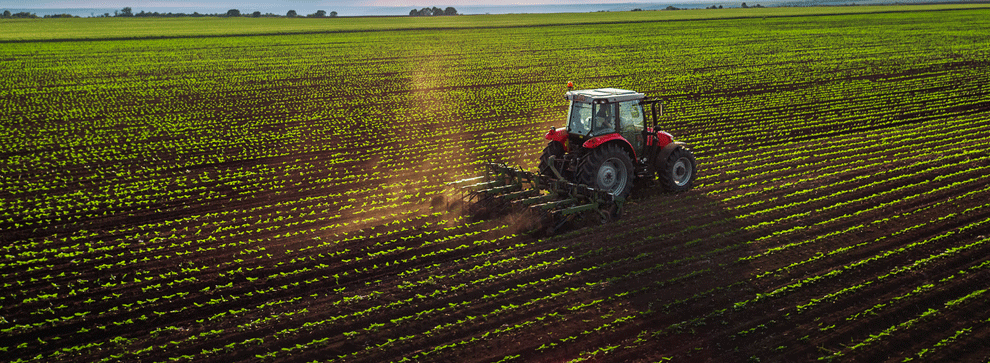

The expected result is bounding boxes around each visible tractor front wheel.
[658,146,697,192]
[577,143,634,199]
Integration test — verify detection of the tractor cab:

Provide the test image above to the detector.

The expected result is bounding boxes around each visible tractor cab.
[565,88,648,156]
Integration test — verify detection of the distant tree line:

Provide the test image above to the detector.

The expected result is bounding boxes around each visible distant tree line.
[664,3,759,10]
[1,10,79,18]
[109,7,338,18]
[1,10,57,18]
[409,7,458,16]
[0,7,341,18]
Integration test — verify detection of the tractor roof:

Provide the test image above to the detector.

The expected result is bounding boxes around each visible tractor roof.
[565,88,645,103]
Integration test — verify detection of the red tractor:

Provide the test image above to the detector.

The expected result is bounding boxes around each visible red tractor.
[538,87,697,199]
[458,86,697,232]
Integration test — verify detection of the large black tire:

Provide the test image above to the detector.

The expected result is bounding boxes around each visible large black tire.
[658,146,697,192]
[538,141,565,178]
[577,143,635,199]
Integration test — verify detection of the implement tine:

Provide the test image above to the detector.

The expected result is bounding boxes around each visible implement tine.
[464,160,624,235]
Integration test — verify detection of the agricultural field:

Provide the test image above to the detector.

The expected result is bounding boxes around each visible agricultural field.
[2,5,990,362]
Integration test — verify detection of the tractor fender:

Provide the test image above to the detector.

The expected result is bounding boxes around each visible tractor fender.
[544,127,569,151]
[583,134,637,160]
[658,142,688,165]
[646,128,674,148]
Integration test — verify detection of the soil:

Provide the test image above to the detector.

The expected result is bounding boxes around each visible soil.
[4,112,989,363]
[4,11,990,362]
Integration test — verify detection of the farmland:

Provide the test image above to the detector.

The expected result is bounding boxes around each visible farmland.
[3,5,990,362]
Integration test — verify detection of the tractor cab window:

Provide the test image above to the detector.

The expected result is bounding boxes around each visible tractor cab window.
[592,103,617,136]
[567,101,594,135]
[619,100,644,132]
[568,101,617,137]
[619,100,645,151]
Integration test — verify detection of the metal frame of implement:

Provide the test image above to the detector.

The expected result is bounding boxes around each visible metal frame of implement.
[454,162,625,233]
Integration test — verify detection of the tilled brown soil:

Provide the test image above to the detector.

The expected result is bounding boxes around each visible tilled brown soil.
[5,113,988,363]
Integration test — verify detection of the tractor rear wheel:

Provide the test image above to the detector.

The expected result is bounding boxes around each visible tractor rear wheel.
[538,141,565,178]
[577,143,634,199]
[658,146,697,192]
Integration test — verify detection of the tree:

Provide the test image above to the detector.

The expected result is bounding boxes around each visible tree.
[252,11,261,17]
[287,10,297,17]
[226,9,240,16]
[11,11,38,18]
[117,7,133,17]
[330,11,337,17]
[741,2,748,7]
[2,10,11,18]
[311,10,326,17]
[411,6,457,16]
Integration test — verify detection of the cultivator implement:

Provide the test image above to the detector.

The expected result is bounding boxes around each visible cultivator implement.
[452,162,624,234]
